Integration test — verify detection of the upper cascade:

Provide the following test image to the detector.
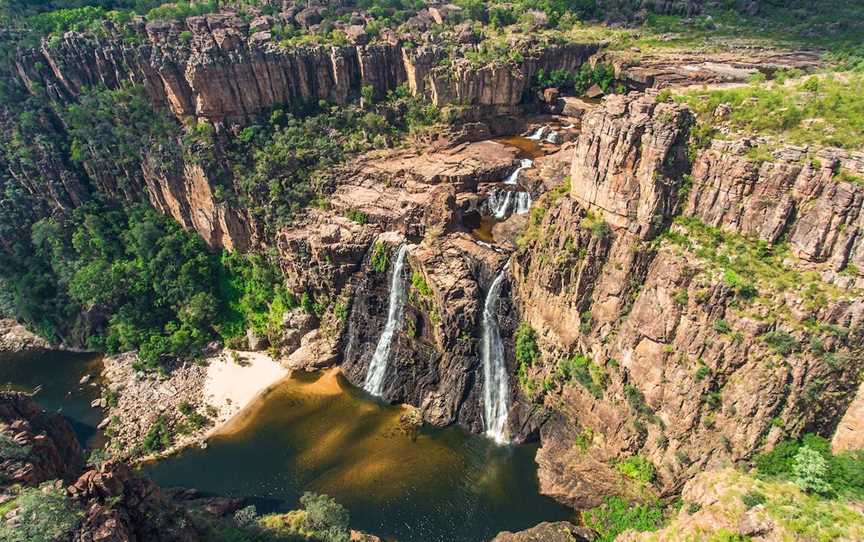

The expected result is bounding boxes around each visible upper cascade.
[504,159,534,185]
[481,267,511,444]
[363,244,409,397]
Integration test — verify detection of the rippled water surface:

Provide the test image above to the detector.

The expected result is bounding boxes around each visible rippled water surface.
[143,370,575,542]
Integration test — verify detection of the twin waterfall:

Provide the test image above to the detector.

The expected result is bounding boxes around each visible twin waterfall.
[481,269,510,444]
[489,189,533,219]
[363,245,409,396]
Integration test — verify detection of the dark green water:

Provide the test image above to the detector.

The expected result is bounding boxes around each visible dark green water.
[0,349,104,448]
[1,350,574,541]
[143,370,575,542]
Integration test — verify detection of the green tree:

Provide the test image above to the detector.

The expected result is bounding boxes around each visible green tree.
[793,445,832,494]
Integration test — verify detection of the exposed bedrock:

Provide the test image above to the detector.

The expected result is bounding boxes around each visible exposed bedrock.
[509,93,864,508]
[19,13,601,126]
[687,140,864,288]
[0,391,84,485]
[0,393,206,542]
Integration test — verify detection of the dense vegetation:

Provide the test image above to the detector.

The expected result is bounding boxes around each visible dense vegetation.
[0,201,289,372]
[0,483,81,542]
[582,496,664,542]
[754,433,864,500]
[225,86,441,231]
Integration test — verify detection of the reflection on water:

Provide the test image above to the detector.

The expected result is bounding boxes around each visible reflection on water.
[143,370,574,542]
[495,136,546,159]
[0,350,104,448]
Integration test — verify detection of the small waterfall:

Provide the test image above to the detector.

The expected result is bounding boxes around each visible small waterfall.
[515,192,532,214]
[504,158,533,185]
[544,130,561,144]
[491,190,513,219]
[527,126,548,141]
[487,189,533,219]
[363,245,408,396]
[481,268,510,444]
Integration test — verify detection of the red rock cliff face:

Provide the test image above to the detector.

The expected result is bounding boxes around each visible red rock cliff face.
[19,13,600,126]
[7,11,599,253]
[512,93,864,508]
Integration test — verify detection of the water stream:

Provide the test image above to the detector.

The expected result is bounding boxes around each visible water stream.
[363,244,408,396]
[481,269,510,444]
[503,158,533,185]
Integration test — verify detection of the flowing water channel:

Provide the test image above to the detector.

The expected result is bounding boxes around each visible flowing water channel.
[3,350,574,542]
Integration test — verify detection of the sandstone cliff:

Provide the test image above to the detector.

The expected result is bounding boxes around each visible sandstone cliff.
[510,93,863,507]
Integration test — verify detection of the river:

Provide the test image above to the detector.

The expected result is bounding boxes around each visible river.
[3,351,574,542]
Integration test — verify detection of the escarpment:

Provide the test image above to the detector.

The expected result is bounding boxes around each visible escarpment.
[509,93,864,507]
[20,14,600,125]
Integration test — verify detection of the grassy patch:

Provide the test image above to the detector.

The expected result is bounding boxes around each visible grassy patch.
[676,74,864,149]
[583,496,664,542]
[617,455,656,485]
[659,216,857,334]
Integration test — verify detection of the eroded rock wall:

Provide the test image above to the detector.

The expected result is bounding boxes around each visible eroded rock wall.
[511,93,864,508]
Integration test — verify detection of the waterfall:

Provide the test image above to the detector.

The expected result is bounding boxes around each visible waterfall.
[491,190,513,219]
[481,268,510,444]
[515,192,532,214]
[527,126,548,141]
[488,189,533,219]
[363,244,408,397]
[504,158,533,185]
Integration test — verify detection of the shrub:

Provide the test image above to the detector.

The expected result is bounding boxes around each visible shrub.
[0,483,81,542]
[370,242,390,273]
[762,330,799,356]
[141,414,172,455]
[558,354,605,398]
[299,492,350,542]
[793,445,833,495]
[625,385,652,414]
[713,319,731,334]
[741,490,767,508]
[344,209,368,224]
[0,433,31,460]
[515,323,540,367]
[583,496,663,542]
[617,456,656,484]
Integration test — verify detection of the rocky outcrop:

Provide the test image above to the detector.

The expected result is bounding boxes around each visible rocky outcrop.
[687,140,864,288]
[0,319,50,354]
[490,521,595,542]
[19,14,600,127]
[68,461,202,542]
[511,92,864,508]
[569,93,693,239]
[618,468,864,541]
[833,382,864,453]
[0,391,84,485]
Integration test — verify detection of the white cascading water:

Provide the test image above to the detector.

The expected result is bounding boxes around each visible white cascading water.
[491,190,513,219]
[504,158,533,185]
[363,244,408,396]
[481,268,510,444]
[526,126,548,141]
[488,189,532,218]
[515,192,532,214]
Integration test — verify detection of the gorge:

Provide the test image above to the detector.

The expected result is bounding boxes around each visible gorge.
[2,1,864,542]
